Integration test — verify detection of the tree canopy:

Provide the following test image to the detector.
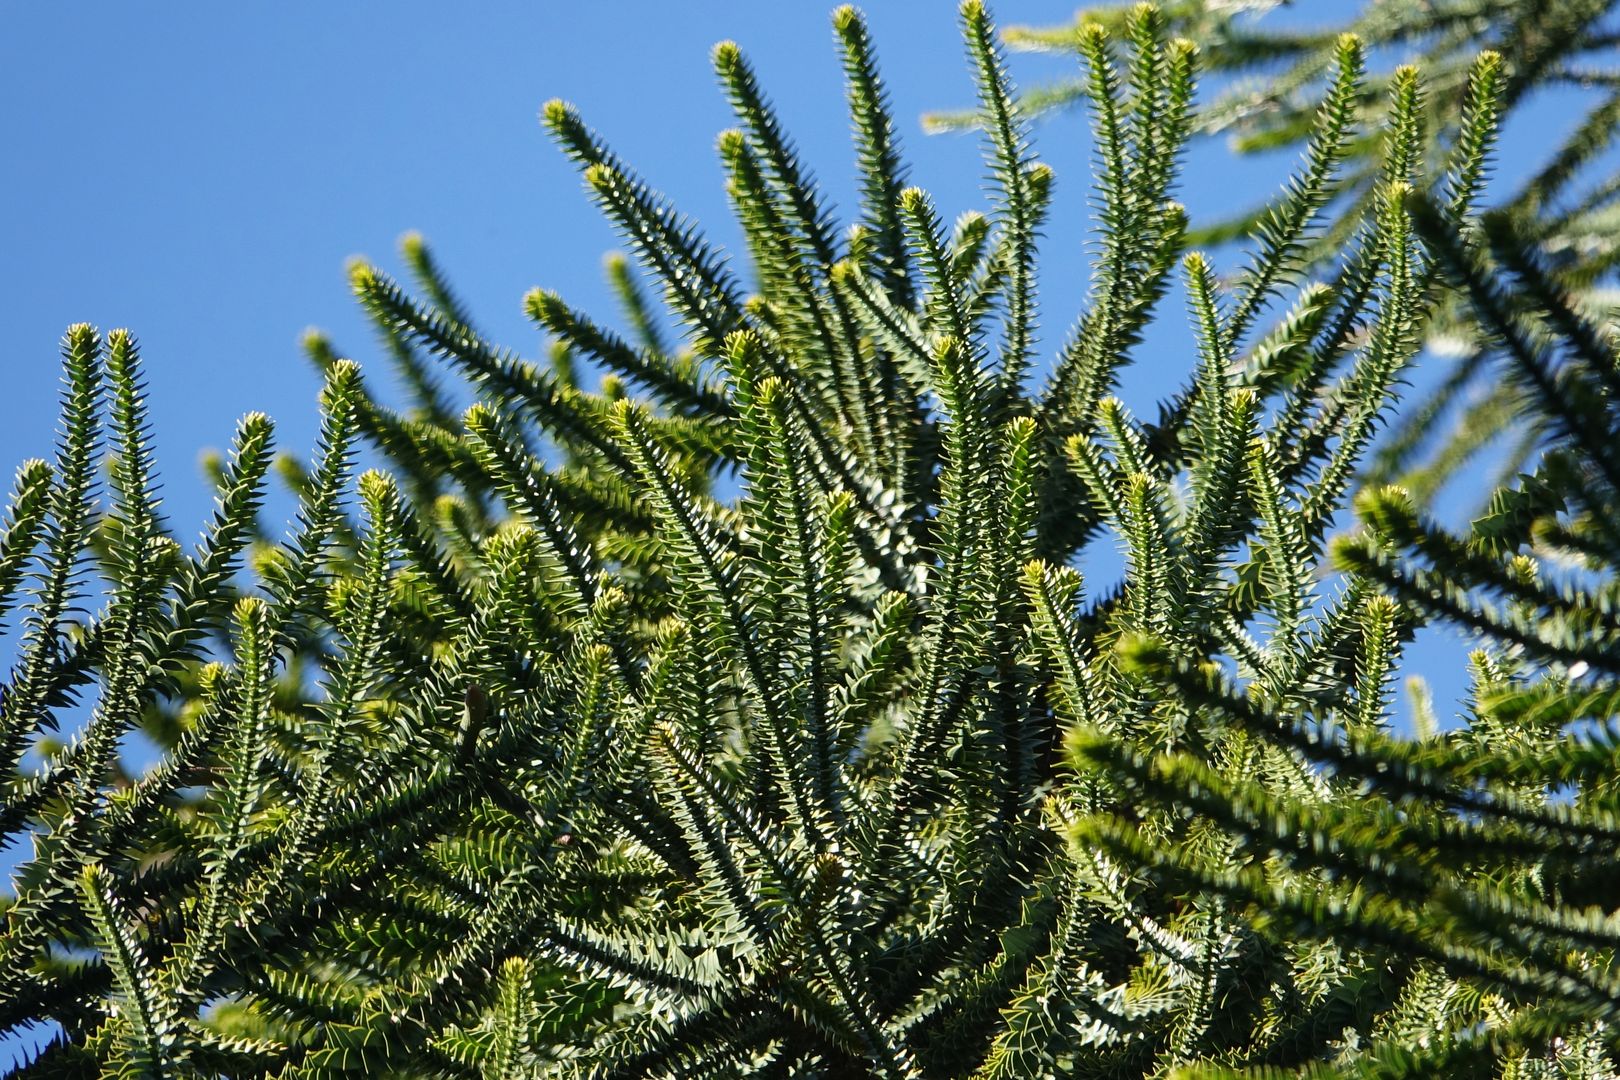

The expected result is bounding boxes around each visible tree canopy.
[4,3,1620,1077]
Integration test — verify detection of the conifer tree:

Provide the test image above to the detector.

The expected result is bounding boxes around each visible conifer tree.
[1,3,1616,1077]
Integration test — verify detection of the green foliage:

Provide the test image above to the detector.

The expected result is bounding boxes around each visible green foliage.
[1,3,1617,1077]
[937,0,1620,515]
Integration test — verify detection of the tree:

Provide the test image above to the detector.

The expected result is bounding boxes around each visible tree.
[1,3,1615,1077]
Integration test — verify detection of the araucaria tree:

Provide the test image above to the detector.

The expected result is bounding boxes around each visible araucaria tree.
[4,4,1620,1077]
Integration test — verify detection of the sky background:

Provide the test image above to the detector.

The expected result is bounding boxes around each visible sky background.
[0,0,1600,1066]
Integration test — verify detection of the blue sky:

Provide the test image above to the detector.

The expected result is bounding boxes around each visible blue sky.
[0,0,1600,1065]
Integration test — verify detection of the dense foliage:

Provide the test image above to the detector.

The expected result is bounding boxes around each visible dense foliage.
[3,3,1619,1077]
[929,0,1620,509]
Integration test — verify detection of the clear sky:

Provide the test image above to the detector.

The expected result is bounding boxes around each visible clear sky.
[0,0,1597,1064]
